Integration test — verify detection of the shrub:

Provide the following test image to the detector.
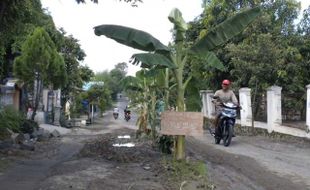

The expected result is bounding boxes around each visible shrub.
[157,135,173,154]
[20,119,39,134]
[0,106,24,133]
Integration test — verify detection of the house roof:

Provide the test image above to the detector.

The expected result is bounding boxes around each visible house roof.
[82,81,104,91]
[0,78,22,92]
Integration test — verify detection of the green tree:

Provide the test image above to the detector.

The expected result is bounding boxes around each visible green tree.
[187,0,307,121]
[75,0,142,7]
[224,0,303,119]
[94,62,127,100]
[13,27,67,120]
[299,6,310,35]
[58,32,93,107]
[94,7,260,160]
[0,0,56,81]
[85,84,112,114]
[121,68,167,139]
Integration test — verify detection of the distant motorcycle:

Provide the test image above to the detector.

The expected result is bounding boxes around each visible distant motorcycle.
[124,111,131,122]
[113,112,119,119]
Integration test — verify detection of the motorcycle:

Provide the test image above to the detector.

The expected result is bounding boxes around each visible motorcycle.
[124,111,131,122]
[212,97,240,147]
[113,112,119,119]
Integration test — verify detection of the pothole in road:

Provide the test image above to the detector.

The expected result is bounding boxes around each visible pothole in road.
[78,129,160,163]
[117,135,131,139]
[112,143,135,147]
[114,135,135,147]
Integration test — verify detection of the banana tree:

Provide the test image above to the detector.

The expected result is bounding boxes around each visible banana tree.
[120,74,148,135]
[121,69,166,139]
[94,7,261,160]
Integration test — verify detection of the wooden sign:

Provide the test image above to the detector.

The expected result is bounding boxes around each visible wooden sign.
[160,111,204,136]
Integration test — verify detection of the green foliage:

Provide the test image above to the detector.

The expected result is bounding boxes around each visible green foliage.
[168,8,188,41]
[75,0,142,7]
[95,4,260,160]
[0,106,24,133]
[170,159,207,178]
[0,158,11,172]
[94,63,127,100]
[20,119,39,134]
[131,53,176,69]
[87,84,112,113]
[13,27,67,119]
[190,7,261,54]
[14,27,67,87]
[71,95,84,117]
[94,25,170,53]
[0,0,61,82]
[79,65,94,82]
[161,157,211,189]
[188,0,308,119]
[59,32,92,107]
[298,6,310,35]
[157,135,174,154]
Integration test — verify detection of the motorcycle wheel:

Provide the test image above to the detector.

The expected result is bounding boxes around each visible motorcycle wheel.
[223,124,233,147]
[125,116,130,122]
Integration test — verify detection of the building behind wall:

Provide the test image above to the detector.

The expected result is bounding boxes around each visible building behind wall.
[0,78,22,111]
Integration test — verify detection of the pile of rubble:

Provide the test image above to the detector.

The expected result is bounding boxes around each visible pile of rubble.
[0,125,70,152]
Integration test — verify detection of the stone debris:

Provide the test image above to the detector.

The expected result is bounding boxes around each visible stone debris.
[11,133,24,144]
[20,141,35,151]
[51,130,61,138]
[1,124,69,152]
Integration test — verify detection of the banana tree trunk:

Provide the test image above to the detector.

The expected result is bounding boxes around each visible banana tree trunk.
[150,89,157,139]
[174,65,186,160]
[175,84,185,160]
[140,78,149,133]
[164,68,169,109]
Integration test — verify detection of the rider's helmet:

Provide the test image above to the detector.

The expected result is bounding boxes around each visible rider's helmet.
[222,79,231,85]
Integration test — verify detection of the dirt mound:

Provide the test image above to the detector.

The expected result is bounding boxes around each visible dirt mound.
[79,128,160,163]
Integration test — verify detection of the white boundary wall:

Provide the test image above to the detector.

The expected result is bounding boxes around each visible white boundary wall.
[201,84,310,139]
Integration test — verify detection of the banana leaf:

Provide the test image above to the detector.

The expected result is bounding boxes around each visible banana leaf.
[120,76,143,92]
[168,8,188,41]
[200,51,225,71]
[131,53,177,69]
[190,7,261,54]
[94,24,170,53]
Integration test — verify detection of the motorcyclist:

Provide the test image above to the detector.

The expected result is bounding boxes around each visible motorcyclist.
[212,79,238,138]
[113,107,119,117]
[124,105,131,117]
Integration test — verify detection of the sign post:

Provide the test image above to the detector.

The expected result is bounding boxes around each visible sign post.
[160,111,204,136]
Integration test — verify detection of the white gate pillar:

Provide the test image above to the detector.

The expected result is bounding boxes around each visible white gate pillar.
[267,86,282,133]
[239,88,252,126]
[200,90,208,117]
[206,91,215,118]
[306,84,310,132]
[200,90,214,118]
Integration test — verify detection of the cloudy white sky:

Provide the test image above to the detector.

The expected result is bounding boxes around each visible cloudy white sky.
[41,0,310,76]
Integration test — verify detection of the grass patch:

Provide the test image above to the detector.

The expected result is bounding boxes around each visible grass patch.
[0,128,10,140]
[161,156,215,189]
[0,158,11,172]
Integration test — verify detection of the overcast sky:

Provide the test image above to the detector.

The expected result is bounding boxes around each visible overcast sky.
[41,0,310,76]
